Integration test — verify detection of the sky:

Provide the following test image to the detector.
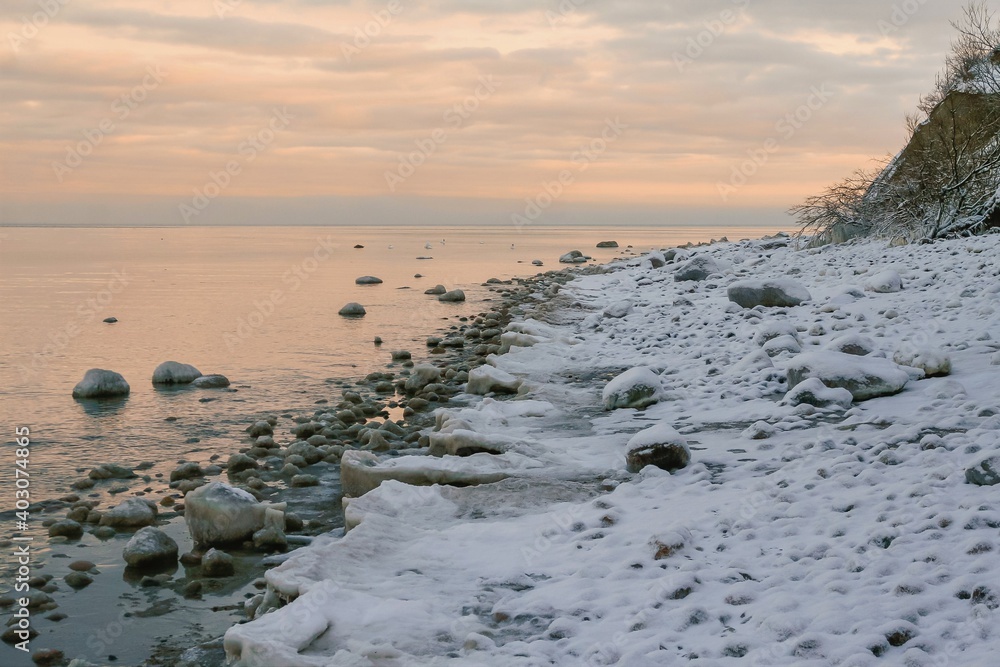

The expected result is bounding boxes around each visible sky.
[0,0,968,227]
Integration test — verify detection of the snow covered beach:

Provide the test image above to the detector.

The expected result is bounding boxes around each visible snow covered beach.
[224,232,1000,666]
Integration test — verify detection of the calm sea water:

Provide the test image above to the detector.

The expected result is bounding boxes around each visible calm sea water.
[0,224,777,665]
[0,224,777,500]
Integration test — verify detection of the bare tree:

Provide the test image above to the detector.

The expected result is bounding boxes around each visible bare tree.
[793,2,1000,242]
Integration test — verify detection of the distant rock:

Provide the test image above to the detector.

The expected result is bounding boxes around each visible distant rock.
[865,269,903,293]
[782,377,853,409]
[727,279,811,308]
[152,361,202,385]
[674,255,720,282]
[966,456,1000,486]
[596,241,619,248]
[602,367,662,410]
[99,498,157,528]
[72,369,130,399]
[248,420,273,437]
[893,344,951,377]
[559,250,588,264]
[103,317,118,323]
[123,527,178,568]
[438,289,466,302]
[532,259,543,266]
[338,303,366,317]
[170,461,204,482]
[424,284,447,295]
[192,374,230,388]
[625,424,690,473]
[391,350,411,360]
[786,351,911,401]
[355,276,383,285]
[353,244,364,249]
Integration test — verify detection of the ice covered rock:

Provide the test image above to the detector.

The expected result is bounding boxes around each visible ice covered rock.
[752,322,800,347]
[730,349,774,374]
[152,361,202,385]
[201,548,235,577]
[559,250,588,263]
[893,344,951,377]
[602,367,662,410]
[340,450,511,498]
[122,527,178,568]
[72,369,130,399]
[404,364,440,393]
[624,424,690,473]
[466,365,522,395]
[782,377,853,409]
[742,421,776,439]
[184,482,286,547]
[966,456,1000,486]
[428,428,514,457]
[596,240,618,248]
[865,269,903,293]
[438,289,466,302]
[99,498,157,528]
[673,255,719,281]
[762,334,801,357]
[192,374,230,388]
[355,276,383,285]
[727,279,811,308]
[824,334,876,356]
[338,302,366,317]
[498,331,543,354]
[602,301,632,318]
[785,351,911,401]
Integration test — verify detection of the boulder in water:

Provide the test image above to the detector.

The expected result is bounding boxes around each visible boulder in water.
[184,482,285,548]
[355,276,383,285]
[338,303,366,317]
[99,498,158,528]
[438,289,466,302]
[123,527,178,568]
[596,241,619,248]
[193,374,231,388]
[152,361,202,385]
[72,369,130,399]
[559,250,588,264]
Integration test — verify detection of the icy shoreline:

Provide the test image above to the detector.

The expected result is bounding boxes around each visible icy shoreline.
[224,233,1000,666]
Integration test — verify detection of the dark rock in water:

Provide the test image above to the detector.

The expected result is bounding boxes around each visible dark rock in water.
[103,317,118,323]
[354,244,364,248]
[69,560,95,572]
[227,454,258,474]
[193,374,231,388]
[967,456,1000,486]
[338,302,366,317]
[180,551,203,566]
[64,571,94,589]
[152,361,202,385]
[596,241,619,248]
[425,284,447,295]
[48,520,83,539]
[31,648,63,666]
[201,548,235,577]
[438,289,466,302]
[72,369,130,399]
[355,276,383,285]
[123,527,178,568]
[373,337,383,345]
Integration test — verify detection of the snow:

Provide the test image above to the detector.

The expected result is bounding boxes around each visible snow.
[466,365,522,395]
[785,351,913,401]
[224,233,1000,666]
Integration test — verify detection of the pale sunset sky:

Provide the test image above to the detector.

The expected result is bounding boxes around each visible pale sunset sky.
[0,0,963,227]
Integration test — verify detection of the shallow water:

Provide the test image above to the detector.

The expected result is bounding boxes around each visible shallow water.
[0,224,775,665]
